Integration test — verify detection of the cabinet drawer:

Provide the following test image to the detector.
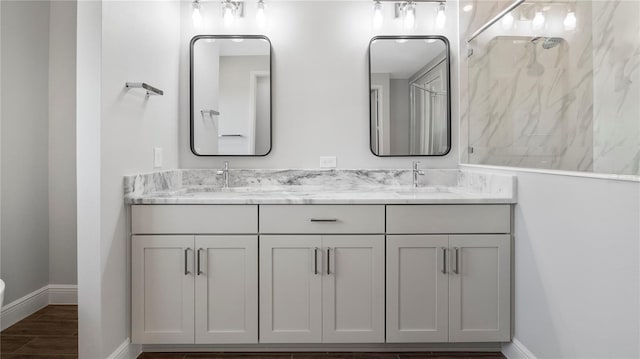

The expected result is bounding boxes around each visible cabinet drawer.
[132,205,257,234]
[386,205,510,234]
[259,205,385,234]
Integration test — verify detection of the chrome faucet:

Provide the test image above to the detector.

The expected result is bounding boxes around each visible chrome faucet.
[217,161,230,189]
[412,161,424,189]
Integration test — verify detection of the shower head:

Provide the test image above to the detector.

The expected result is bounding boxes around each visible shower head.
[541,37,562,49]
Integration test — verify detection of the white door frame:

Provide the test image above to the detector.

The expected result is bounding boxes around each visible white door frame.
[371,85,384,155]
[249,71,270,155]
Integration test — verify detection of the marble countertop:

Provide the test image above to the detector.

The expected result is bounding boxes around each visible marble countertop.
[124,169,517,205]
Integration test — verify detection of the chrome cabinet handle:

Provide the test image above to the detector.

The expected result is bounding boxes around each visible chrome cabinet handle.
[441,247,447,274]
[314,248,319,275]
[454,247,460,274]
[310,218,338,222]
[197,248,204,276]
[184,248,192,275]
[326,248,332,275]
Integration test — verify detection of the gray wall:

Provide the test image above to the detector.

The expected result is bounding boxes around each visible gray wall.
[49,0,77,286]
[1,0,51,304]
[179,1,459,169]
[77,1,181,357]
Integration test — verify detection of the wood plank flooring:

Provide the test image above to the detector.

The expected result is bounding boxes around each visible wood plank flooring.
[0,306,505,359]
[0,305,78,358]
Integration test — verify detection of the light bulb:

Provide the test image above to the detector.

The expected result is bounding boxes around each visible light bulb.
[256,0,266,28]
[501,12,513,30]
[373,1,383,29]
[404,2,415,29]
[462,4,473,12]
[192,1,202,27]
[532,11,545,31]
[223,1,235,27]
[435,2,446,29]
[564,11,576,31]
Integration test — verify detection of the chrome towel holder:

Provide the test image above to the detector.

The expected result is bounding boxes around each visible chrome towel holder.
[125,82,164,96]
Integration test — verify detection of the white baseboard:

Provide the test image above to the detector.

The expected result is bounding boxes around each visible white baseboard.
[502,338,538,359]
[49,284,78,304]
[0,284,78,331]
[107,338,141,359]
[0,286,49,331]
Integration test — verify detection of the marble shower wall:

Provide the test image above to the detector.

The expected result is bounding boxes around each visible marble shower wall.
[460,0,640,176]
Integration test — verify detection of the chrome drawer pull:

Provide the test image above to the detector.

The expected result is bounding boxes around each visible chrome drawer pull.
[441,247,447,274]
[184,248,192,276]
[313,248,319,275]
[454,247,460,274]
[310,218,338,222]
[197,248,204,276]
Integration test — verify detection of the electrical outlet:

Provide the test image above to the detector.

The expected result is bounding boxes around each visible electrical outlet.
[153,147,163,168]
[319,156,337,168]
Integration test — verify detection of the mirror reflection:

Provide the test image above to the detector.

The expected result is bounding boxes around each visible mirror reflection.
[190,35,271,156]
[369,36,451,156]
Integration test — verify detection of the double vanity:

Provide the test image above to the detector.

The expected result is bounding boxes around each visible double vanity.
[125,167,516,348]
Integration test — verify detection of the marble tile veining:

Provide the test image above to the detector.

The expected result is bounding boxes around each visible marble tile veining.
[124,169,516,205]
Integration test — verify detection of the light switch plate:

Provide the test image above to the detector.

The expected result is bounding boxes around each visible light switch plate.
[153,147,163,168]
[319,156,337,168]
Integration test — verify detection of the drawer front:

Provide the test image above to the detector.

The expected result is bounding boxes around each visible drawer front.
[386,205,511,234]
[132,205,257,234]
[259,205,385,234]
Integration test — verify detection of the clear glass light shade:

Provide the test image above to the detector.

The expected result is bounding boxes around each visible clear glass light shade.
[404,2,415,29]
[435,3,446,29]
[373,1,383,29]
[256,1,266,27]
[501,12,514,30]
[192,2,202,27]
[564,11,576,31]
[223,2,235,26]
[532,11,545,31]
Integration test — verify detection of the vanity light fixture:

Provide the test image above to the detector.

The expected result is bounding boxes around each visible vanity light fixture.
[435,2,446,29]
[563,9,576,31]
[377,1,447,30]
[531,10,545,31]
[373,0,384,29]
[192,0,203,27]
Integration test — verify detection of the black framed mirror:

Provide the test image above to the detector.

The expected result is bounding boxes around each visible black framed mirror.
[368,36,451,157]
[190,35,272,156]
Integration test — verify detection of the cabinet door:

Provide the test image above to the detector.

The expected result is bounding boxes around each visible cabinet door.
[449,235,511,342]
[260,235,322,343]
[132,235,195,344]
[195,236,258,344]
[322,235,385,343]
[386,235,449,343]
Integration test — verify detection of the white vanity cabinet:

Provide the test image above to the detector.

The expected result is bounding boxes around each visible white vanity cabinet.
[259,205,386,344]
[130,202,512,347]
[131,205,259,345]
[385,205,512,343]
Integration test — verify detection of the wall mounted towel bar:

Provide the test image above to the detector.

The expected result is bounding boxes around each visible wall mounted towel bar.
[125,82,164,96]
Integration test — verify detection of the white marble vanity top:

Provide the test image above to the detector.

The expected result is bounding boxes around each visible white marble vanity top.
[124,169,516,205]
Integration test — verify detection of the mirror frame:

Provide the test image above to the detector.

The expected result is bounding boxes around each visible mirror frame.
[189,34,273,157]
[368,35,452,157]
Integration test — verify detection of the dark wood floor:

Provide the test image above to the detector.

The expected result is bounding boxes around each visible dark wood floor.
[0,306,504,359]
[0,305,78,358]
[138,353,505,359]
